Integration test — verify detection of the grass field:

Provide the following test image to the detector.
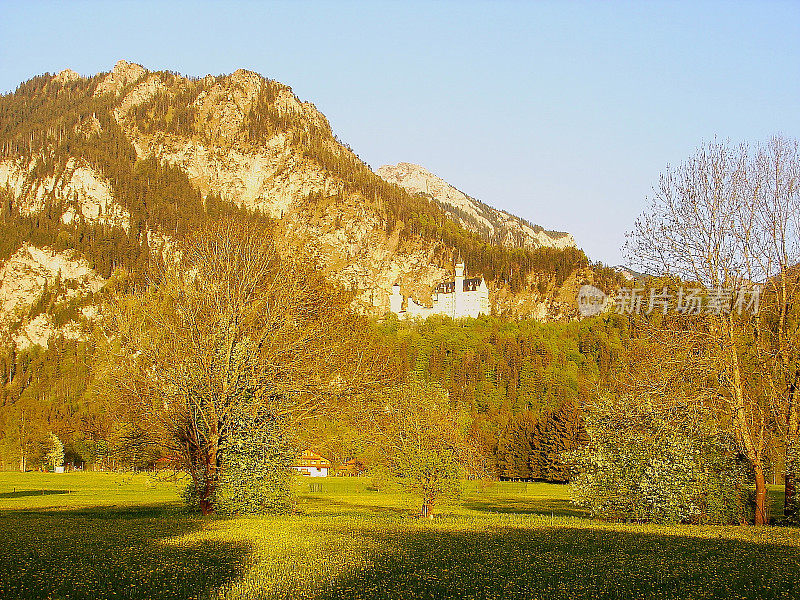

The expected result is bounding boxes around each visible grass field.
[0,473,798,600]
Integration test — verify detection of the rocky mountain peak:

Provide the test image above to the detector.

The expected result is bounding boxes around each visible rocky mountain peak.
[376,162,576,251]
[54,69,82,84]
[0,61,608,349]
[94,59,147,96]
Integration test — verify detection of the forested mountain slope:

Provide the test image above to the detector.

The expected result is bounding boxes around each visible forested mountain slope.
[0,60,620,348]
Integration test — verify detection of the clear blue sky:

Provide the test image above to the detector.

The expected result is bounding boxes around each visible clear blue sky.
[1,1,798,265]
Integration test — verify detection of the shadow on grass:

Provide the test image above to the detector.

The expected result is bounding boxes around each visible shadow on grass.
[0,489,71,498]
[464,496,588,517]
[0,503,250,600]
[306,522,800,600]
[300,496,408,516]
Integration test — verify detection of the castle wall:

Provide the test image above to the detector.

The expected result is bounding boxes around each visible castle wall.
[389,263,489,320]
[432,292,454,317]
[458,281,489,318]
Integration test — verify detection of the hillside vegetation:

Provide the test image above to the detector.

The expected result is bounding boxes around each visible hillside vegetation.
[0,312,632,478]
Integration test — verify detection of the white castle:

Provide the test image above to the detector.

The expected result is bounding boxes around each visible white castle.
[390,260,490,319]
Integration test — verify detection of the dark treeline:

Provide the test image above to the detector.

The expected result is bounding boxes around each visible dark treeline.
[374,314,632,480]
[0,313,633,476]
[2,306,791,480]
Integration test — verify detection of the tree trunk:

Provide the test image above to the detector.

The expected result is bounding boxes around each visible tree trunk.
[199,497,214,515]
[785,371,799,521]
[18,411,26,472]
[787,456,797,520]
[724,321,767,525]
[754,462,768,525]
[198,451,217,515]
[421,499,434,519]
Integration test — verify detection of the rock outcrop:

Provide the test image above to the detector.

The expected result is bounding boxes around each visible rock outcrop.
[0,157,130,230]
[0,246,105,349]
[54,69,82,84]
[94,59,147,97]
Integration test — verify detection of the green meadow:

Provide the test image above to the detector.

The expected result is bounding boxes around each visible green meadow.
[0,473,798,600]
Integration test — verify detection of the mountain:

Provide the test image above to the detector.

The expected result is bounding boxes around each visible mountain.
[376,162,575,250]
[0,60,618,348]
[612,265,647,282]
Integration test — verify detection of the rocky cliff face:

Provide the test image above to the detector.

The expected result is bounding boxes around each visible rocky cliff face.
[0,157,130,230]
[0,245,104,349]
[376,162,576,250]
[100,62,451,309]
[0,60,591,347]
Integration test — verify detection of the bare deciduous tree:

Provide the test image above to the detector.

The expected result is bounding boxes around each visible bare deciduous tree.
[626,137,800,524]
[750,139,800,519]
[104,219,388,514]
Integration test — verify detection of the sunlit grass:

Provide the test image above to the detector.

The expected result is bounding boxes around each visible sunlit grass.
[0,471,184,509]
[0,472,798,599]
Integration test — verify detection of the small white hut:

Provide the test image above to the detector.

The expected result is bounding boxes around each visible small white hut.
[292,450,331,477]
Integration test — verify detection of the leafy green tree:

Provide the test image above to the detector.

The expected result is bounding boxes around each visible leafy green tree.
[372,382,478,518]
[187,404,297,515]
[45,433,64,471]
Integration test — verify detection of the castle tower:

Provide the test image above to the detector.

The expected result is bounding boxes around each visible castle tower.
[389,283,403,315]
[454,257,465,318]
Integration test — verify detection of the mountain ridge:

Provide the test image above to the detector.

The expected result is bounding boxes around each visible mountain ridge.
[0,59,619,348]
[376,162,576,251]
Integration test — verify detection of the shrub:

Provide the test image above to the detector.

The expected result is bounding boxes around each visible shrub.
[785,442,800,525]
[568,395,752,524]
[183,406,296,515]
